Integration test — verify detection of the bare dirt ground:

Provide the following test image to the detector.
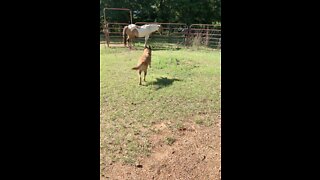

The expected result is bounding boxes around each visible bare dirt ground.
[101,115,221,180]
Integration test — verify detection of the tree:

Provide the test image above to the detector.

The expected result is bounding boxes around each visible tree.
[100,0,221,24]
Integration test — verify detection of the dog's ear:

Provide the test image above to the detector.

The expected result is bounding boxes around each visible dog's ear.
[149,45,152,50]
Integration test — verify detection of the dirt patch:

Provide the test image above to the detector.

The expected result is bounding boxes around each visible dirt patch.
[101,115,221,180]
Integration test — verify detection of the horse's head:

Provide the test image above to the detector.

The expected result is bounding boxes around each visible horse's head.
[157,25,163,35]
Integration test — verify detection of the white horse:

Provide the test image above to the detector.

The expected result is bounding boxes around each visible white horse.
[123,24,163,49]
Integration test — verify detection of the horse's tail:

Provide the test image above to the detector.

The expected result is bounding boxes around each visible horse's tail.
[123,26,128,47]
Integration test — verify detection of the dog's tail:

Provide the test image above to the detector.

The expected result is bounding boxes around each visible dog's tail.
[132,63,142,70]
[123,26,128,47]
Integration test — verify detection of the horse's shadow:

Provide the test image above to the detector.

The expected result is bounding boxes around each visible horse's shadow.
[146,77,182,90]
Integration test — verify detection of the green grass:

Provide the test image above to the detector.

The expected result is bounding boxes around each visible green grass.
[100,43,221,166]
[165,137,176,146]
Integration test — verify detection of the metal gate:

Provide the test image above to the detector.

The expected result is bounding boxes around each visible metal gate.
[102,8,132,47]
[188,24,221,48]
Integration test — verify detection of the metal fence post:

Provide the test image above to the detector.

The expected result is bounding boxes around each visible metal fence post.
[205,25,209,46]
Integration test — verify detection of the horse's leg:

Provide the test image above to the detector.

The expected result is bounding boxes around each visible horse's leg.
[130,37,135,50]
[131,39,135,50]
[126,34,129,48]
[144,36,149,48]
[138,70,142,85]
[127,37,131,50]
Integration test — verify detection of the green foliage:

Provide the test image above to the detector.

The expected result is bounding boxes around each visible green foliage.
[165,137,176,145]
[100,0,221,24]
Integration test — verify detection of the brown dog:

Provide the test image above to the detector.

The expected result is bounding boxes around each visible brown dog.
[132,46,152,85]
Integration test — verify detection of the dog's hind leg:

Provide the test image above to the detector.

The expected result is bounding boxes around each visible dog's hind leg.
[139,70,142,85]
[143,70,147,82]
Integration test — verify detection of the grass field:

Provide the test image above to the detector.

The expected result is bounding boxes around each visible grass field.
[100,43,221,167]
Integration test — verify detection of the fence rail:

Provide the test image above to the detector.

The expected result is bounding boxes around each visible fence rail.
[101,22,221,48]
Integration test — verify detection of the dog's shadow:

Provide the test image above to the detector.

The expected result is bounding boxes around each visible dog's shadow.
[146,77,182,90]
